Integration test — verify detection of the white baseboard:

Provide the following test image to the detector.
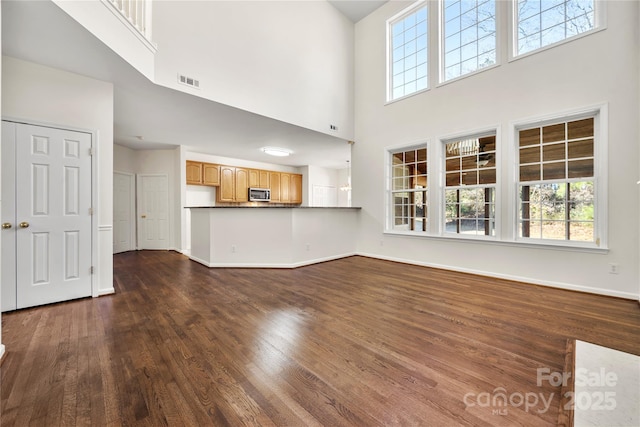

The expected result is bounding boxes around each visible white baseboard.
[357,252,640,301]
[189,252,357,269]
[98,287,115,296]
[0,344,5,362]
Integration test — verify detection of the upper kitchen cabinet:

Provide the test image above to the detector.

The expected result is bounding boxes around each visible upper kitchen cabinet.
[186,161,220,186]
[203,163,220,186]
[269,172,281,202]
[249,169,270,189]
[269,172,302,204]
[290,174,302,204]
[186,161,203,185]
[218,166,249,203]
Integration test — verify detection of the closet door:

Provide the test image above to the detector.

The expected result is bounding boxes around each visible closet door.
[2,121,93,311]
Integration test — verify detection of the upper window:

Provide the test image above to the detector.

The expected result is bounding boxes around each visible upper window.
[388,4,428,101]
[390,146,428,232]
[516,0,595,56]
[517,116,596,243]
[444,134,497,236]
[442,0,497,82]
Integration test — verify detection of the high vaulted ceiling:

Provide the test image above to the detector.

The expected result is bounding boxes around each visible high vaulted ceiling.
[1,1,386,169]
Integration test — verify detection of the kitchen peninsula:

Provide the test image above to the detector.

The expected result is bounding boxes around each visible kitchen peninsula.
[188,206,360,268]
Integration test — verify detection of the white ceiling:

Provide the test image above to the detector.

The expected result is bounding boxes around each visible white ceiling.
[328,0,388,22]
[1,1,387,169]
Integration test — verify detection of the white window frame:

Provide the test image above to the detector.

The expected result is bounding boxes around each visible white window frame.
[439,0,500,85]
[385,141,430,235]
[386,1,429,103]
[511,104,608,250]
[438,127,501,240]
[509,0,607,61]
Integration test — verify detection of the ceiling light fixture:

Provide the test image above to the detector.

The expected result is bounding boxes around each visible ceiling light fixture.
[262,146,292,157]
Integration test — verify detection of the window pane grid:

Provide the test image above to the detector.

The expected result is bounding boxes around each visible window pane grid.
[391,147,428,231]
[390,6,428,100]
[518,114,596,243]
[517,0,595,56]
[445,187,496,236]
[444,134,497,236]
[443,0,496,82]
[518,182,594,241]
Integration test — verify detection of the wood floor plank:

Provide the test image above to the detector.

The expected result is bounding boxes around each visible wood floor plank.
[1,252,639,426]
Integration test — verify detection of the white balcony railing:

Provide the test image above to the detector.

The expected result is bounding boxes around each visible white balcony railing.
[106,0,152,42]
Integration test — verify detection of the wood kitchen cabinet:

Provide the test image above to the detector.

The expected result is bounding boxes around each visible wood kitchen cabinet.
[191,161,302,204]
[202,163,220,186]
[280,173,291,202]
[290,173,302,204]
[268,172,302,204]
[269,172,281,202]
[249,169,270,189]
[235,168,249,202]
[217,166,249,202]
[186,161,220,186]
[186,161,203,185]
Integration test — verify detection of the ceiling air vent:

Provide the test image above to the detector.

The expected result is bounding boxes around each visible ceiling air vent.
[178,74,200,89]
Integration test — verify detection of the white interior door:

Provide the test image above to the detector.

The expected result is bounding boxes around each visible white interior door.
[1,123,18,311]
[2,122,93,310]
[137,174,170,250]
[113,171,135,253]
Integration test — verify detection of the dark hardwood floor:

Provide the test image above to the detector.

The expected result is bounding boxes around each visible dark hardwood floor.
[1,251,639,426]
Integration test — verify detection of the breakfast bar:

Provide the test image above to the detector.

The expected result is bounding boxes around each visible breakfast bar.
[188,206,360,268]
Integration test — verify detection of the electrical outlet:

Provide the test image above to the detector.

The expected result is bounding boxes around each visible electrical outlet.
[231,245,236,253]
[608,263,619,274]
[305,243,310,251]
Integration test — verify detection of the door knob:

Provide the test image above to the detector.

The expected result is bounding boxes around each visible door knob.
[19,222,29,228]
[1,223,11,229]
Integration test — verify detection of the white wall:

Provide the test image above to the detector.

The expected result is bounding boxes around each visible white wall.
[2,56,115,296]
[113,144,182,252]
[190,207,359,267]
[152,0,354,140]
[0,1,5,359]
[353,1,640,299]
[305,165,351,207]
[52,0,155,80]
[114,143,137,174]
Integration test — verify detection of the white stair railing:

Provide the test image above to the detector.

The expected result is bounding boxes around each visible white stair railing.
[107,0,152,42]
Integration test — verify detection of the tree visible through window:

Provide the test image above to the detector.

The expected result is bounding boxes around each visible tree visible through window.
[518,117,595,241]
[391,147,428,231]
[389,4,428,101]
[442,0,496,81]
[444,134,497,236]
[517,0,595,56]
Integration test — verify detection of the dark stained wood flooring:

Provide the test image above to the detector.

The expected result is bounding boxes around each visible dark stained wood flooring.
[1,251,639,426]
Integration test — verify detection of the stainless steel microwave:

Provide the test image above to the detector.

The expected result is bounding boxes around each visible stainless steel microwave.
[249,188,270,202]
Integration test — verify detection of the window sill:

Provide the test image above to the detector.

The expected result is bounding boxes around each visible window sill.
[436,62,501,88]
[508,26,606,64]
[385,87,430,106]
[383,230,609,254]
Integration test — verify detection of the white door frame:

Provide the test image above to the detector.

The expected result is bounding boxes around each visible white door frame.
[113,171,136,253]
[136,173,170,250]
[2,117,100,298]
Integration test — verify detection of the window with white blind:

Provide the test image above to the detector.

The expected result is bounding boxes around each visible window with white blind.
[516,0,596,56]
[517,114,600,244]
[442,0,497,82]
[388,3,428,101]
